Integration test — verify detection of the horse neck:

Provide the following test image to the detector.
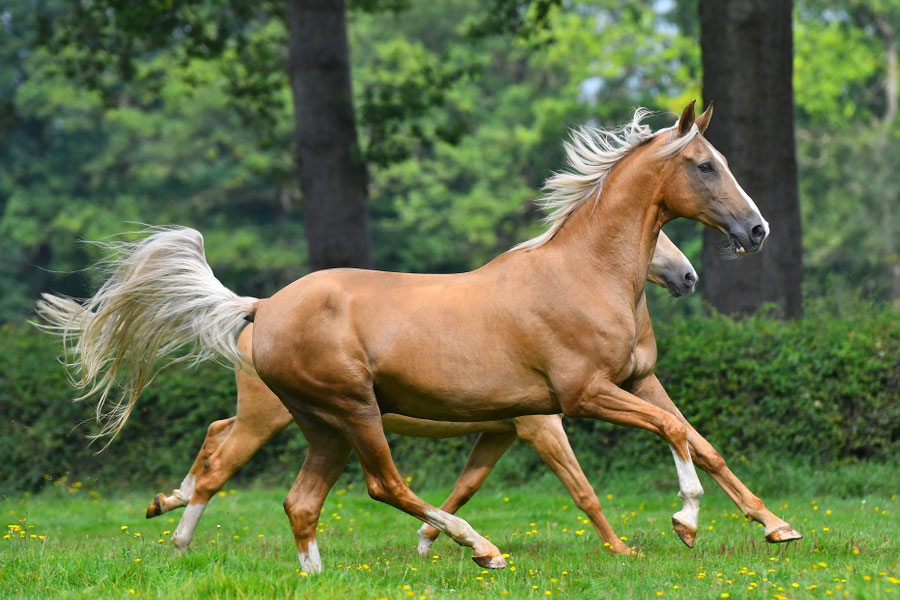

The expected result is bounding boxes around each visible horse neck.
[542,147,667,304]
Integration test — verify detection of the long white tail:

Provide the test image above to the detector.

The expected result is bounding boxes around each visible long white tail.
[35,226,257,447]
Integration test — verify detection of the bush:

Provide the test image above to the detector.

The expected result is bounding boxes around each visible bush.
[2,305,898,494]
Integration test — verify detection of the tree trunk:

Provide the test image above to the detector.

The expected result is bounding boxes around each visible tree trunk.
[285,0,373,271]
[874,14,900,301]
[698,0,803,318]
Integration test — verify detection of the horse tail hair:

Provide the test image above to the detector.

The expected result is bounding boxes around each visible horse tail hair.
[34,226,257,449]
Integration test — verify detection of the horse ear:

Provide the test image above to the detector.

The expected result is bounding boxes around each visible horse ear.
[677,100,696,137]
[695,101,714,134]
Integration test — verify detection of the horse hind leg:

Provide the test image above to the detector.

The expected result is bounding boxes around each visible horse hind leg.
[283,419,353,574]
[170,416,281,550]
[147,417,237,519]
[416,431,517,556]
[343,410,506,569]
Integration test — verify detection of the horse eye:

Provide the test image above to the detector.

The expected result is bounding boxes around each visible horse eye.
[698,161,714,173]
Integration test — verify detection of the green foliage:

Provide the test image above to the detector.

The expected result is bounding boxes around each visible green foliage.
[0,3,302,321]
[4,0,900,320]
[3,305,898,495]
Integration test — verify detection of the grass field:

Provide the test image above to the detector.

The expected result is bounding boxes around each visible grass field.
[2,469,899,599]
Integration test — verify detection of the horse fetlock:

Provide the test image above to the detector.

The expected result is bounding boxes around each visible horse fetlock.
[416,523,438,556]
[678,483,704,503]
[172,532,191,550]
[298,539,323,574]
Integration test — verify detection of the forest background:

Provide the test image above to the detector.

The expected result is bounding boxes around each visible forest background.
[1,0,899,493]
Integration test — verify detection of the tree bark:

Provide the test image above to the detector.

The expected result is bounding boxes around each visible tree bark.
[874,14,900,301]
[285,0,373,271]
[698,0,803,318]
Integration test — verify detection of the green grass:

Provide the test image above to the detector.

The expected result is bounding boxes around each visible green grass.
[2,471,899,599]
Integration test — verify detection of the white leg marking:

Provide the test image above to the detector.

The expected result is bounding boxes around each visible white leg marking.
[417,522,435,556]
[424,508,496,558]
[173,473,196,504]
[670,446,704,530]
[298,539,323,574]
[172,502,206,550]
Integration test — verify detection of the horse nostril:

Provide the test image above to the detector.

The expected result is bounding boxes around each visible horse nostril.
[750,224,766,244]
[684,272,696,287]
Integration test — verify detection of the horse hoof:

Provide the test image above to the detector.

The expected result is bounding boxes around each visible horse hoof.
[671,517,696,549]
[765,524,802,544]
[604,541,637,556]
[146,493,166,518]
[472,554,507,569]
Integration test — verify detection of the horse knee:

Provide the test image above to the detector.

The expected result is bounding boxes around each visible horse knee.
[283,497,313,521]
[198,418,236,456]
[283,497,319,539]
[695,448,726,474]
[366,476,408,505]
[572,490,602,514]
[661,419,689,451]
[193,462,228,499]
[366,478,390,503]
[207,417,236,437]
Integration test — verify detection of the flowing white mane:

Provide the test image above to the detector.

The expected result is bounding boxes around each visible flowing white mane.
[513,108,699,251]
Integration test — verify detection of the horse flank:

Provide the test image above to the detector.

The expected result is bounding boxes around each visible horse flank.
[513,109,699,251]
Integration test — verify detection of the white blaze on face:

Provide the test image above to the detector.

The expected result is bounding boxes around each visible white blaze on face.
[669,445,704,530]
[701,138,768,233]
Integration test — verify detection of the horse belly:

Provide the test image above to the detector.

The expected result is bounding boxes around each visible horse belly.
[373,353,555,422]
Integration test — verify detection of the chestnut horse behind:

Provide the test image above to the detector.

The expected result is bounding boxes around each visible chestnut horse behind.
[38,102,799,573]
[143,231,695,558]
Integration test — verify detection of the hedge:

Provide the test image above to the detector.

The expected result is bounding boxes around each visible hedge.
[2,305,898,495]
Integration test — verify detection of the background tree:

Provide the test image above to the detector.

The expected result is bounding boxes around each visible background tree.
[4,0,899,323]
[40,0,374,271]
[698,0,804,318]
[285,0,372,270]
[795,0,900,303]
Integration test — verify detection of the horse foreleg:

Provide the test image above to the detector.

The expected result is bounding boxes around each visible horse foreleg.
[631,374,801,543]
[147,417,237,519]
[343,411,506,569]
[512,415,634,555]
[416,431,517,556]
[562,377,704,548]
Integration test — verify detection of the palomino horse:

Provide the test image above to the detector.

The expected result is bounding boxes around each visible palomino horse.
[143,231,696,558]
[38,102,800,573]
